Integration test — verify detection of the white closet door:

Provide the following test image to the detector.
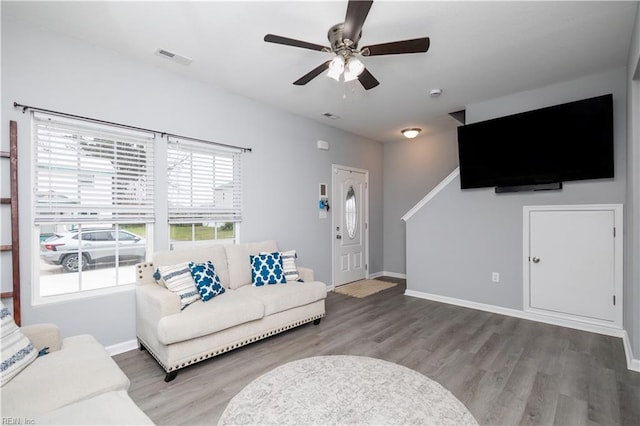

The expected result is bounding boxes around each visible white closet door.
[528,209,615,322]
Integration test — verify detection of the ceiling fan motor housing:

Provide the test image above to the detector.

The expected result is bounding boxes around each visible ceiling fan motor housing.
[328,23,362,53]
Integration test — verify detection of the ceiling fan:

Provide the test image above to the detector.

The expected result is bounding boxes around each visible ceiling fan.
[264,0,430,90]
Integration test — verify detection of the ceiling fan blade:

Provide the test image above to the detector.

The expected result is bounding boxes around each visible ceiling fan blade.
[358,68,379,90]
[343,0,373,44]
[361,37,430,56]
[293,61,331,86]
[264,34,329,52]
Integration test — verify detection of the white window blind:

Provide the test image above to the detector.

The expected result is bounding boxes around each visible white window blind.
[34,112,155,224]
[167,136,242,223]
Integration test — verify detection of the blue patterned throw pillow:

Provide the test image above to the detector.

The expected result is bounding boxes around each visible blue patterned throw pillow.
[250,252,286,286]
[261,250,299,282]
[188,260,225,302]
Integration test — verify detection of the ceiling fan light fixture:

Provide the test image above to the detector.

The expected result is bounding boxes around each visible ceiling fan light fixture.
[343,57,365,82]
[401,128,422,139]
[327,56,345,81]
[264,0,429,90]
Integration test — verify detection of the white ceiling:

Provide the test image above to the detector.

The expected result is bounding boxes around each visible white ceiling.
[3,1,638,143]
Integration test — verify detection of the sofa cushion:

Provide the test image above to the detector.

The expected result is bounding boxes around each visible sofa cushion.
[251,252,286,286]
[34,390,153,425]
[157,291,265,345]
[1,335,130,418]
[226,240,278,289]
[153,244,230,289]
[0,302,37,387]
[236,281,327,316]
[189,260,226,301]
[158,262,200,310]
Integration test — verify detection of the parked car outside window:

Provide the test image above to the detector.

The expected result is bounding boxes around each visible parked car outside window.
[40,228,146,273]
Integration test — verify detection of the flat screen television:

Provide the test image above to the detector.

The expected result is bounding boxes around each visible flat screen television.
[457,94,614,192]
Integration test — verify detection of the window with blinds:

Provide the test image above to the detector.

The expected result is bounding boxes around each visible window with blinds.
[167,137,242,224]
[33,112,155,224]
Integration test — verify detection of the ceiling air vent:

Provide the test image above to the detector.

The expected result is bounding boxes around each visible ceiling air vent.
[155,48,192,66]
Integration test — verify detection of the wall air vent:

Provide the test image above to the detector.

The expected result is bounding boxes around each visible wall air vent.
[322,112,340,120]
[155,48,193,66]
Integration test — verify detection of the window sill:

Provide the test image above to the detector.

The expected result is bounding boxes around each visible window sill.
[31,283,136,307]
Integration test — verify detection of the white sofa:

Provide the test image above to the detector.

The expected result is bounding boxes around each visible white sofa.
[135,240,327,382]
[1,323,153,425]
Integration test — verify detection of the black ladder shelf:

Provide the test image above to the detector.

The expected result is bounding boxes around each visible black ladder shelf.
[1,121,21,325]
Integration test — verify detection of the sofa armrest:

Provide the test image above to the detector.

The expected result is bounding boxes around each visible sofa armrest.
[136,262,157,286]
[297,266,314,282]
[21,323,62,352]
[136,283,181,322]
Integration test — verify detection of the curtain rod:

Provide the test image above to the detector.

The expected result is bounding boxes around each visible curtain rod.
[13,102,252,153]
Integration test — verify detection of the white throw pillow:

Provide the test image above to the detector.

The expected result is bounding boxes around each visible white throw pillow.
[1,301,37,386]
[157,262,200,310]
[281,250,300,282]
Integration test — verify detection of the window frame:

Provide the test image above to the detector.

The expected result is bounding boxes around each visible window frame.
[167,136,243,225]
[166,136,243,249]
[29,114,245,305]
[31,223,155,306]
[168,222,239,250]
[31,113,156,304]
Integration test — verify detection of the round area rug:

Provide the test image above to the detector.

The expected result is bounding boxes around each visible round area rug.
[217,355,478,425]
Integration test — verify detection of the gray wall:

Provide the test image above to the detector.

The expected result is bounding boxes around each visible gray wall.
[625,4,640,358]
[382,129,459,275]
[406,68,627,311]
[0,19,383,346]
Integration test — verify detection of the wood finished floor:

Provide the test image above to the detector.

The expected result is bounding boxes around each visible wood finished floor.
[114,278,640,425]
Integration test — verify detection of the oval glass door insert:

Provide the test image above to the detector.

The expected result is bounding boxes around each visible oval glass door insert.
[345,186,357,239]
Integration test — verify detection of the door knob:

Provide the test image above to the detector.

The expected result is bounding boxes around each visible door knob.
[532,257,540,263]
[336,235,342,239]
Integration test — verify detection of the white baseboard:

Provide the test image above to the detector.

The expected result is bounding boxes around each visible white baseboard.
[405,289,640,372]
[370,271,407,279]
[622,331,640,372]
[106,339,138,356]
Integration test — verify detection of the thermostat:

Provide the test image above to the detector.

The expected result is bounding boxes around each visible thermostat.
[319,183,327,197]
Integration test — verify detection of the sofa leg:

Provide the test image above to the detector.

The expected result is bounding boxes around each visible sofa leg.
[164,371,178,383]
[138,340,146,352]
[313,318,322,325]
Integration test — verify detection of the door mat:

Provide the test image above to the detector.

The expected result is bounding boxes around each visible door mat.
[334,279,397,298]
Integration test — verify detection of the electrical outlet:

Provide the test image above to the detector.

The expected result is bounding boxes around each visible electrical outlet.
[492,272,500,283]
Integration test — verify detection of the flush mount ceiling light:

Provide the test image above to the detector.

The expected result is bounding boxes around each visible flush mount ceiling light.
[401,128,422,139]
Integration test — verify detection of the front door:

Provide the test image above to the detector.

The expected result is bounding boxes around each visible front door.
[333,166,368,286]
